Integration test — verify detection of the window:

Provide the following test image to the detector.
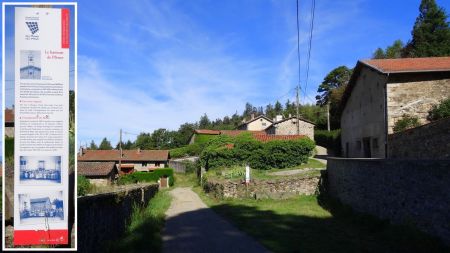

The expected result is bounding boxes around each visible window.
[262,122,266,126]
[155,162,161,167]
[372,138,379,149]
[142,162,147,167]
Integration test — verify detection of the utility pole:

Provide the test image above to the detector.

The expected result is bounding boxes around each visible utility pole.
[296,85,300,135]
[119,129,122,173]
[327,102,330,132]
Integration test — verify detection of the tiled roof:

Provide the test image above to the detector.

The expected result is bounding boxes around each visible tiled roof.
[78,149,169,162]
[220,130,266,136]
[78,161,116,176]
[271,116,315,126]
[5,109,14,123]
[253,134,306,142]
[194,129,221,135]
[361,57,450,73]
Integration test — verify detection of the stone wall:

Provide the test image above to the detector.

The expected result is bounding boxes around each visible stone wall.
[203,176,319,199]
[77,183,159,253]
[265,117,315,140]
[388,117,450,159]
[326,158,450,245]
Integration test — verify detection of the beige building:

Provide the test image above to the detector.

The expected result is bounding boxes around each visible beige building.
[341,57,450,158]
[265,116,315,140]
[237,115,273,131]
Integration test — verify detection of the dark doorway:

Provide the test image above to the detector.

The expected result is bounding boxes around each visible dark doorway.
[363,137,371,158]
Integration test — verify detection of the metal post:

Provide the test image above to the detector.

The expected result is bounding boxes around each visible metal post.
[327,102,330,132]
[296,85,300,134]
[119,129,122,174]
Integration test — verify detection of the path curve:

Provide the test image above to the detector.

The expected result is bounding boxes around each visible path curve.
[162,187,271,253]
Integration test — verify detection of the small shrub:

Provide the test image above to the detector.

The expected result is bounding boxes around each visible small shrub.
[314,129,341,155]
[117,169,174,186]
[428,98,450,121]
[393,115,420,132]
[77,175,92,196]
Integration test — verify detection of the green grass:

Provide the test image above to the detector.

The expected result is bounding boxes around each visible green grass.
[194,187,448,253]
[173,172,199,187]
[110,190,172,253]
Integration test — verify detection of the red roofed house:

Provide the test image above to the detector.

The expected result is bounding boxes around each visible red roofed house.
[77,161,117,186]
[340,57,450,158]
[78,149,170,175]
[237,114,273,131]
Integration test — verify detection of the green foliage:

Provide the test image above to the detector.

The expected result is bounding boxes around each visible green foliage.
[89,140,98,150]
[117,169,174,186]
[428,98,450,121]
[393,115,421,132]
[223,167,246,179]
[200,134,315,170]
[5,137,14,160]
[170,134,217,158]
[373,40,404,59]
[98,137,113,150]
[77,175,92,196]
[404,0,450,57]
[314,130,341,154]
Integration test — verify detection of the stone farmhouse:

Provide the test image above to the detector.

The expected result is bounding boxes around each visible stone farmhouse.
[340,57,450,158]
[77,161,117,186]
[265,116,315,140]
[78,149,170,176]
[237,114,273,131]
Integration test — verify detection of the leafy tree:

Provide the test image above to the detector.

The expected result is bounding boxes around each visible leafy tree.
[385,40,404,58]
[98,137,113,150]
[393,115,421,132]
[115,140,134,150]
[89,140,98,150]
[316,66,352,106]
[373,48,385,59]
[199,113,211,129]
[69,90,75,133]
[133,133,153,149]
[403,0,450,57]
[428,98,450,121]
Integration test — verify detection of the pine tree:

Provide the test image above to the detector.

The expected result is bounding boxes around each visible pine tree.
[404,0,450,57]
[98,138,113,150]
[89,140,98,150]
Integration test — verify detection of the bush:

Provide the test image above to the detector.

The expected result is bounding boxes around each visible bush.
[78,175,92,196]
[428,98,450,121]
[200,134,315,170]
[314,129,341,155]
[393,115,420,132]
[117,169,174,186]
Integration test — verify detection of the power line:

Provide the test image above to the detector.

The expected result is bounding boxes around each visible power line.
[296,0,301,88]
[304,0,316,104]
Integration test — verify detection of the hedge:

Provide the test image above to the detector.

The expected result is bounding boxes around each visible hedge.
[117,169,174,186]
[200,134,315,170]
[314,129,341,155]
[77,175,92,196]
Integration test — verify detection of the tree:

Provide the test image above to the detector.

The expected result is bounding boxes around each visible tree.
[373,48,385,59]
[265,104,275,119]
[385,40,404,58]
[133,133,153,149]
[316,66,353,106]
[89,140,98,150]
[199,113,211,129]
[403,0,450,57]
[98,137,113,150]
[274,101,283,116]
[428,98,450,121]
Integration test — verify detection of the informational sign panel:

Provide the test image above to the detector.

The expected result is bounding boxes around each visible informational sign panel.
[13,7,70,245]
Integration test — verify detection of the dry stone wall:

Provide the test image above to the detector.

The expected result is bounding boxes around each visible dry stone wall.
[78,183,159,253]
[327,158,450,245]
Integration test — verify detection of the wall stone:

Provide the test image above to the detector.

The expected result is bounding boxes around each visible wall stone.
[203,176,319,199]
[265,117,315,140]
[78,183,159,253]
[388,117,450,159]
[327,158,450,245]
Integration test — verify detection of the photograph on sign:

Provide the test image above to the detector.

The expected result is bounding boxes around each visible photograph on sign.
[20,50,41,80]
[18,191,64,225]
[19,155,62,185]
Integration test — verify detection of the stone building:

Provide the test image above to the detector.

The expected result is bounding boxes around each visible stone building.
[265,116,315,140]
[78,149,170,174]
[77,161,117,186]
[237,114,273,131]
[341,57,450,158]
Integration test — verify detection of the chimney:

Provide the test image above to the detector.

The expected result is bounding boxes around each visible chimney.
[79,147,85,156]
[276,115,283,122]
[289,113,292,118]
[251,113,255,120]
[137,147,141,154]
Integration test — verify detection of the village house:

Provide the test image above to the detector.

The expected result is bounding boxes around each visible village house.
[237,114,273,131]
[77,161,117,186]
[265,116,315,140]
[5,108,14,138]
[78,149,170,175]
[340,57,450,158]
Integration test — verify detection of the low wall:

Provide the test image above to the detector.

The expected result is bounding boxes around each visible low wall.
[204,176,319,199]
[327,158,450,245]
[78,183,159,253]
[388,117,450,159]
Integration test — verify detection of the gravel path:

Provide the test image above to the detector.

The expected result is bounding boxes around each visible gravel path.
[162,187,270,253]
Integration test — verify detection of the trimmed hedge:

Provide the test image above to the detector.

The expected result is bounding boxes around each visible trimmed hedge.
[314,129,341,155]
[200,134,315,170]
[117,169,174,186]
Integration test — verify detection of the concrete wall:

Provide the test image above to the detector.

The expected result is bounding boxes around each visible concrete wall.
[387,73,450,134]
[78,183,159,253]
[326,158,450,245]
[388,117,450,159]
[203,176,319,199]
[341,67,387,158]
[265,117,314,140]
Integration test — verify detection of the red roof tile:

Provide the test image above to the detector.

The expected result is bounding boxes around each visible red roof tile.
[78,162,116,176]
[362,57,450,73]
[194,129,221,135]
[78,149,169,162]
[5,109,14,123]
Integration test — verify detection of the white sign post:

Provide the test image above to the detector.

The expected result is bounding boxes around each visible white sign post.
[245,164,250,184]
[13,6,70,246]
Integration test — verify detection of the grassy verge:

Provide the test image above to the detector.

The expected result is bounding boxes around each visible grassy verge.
[194,187,447,253]
[111,190,172,253]
[173,172,198,188]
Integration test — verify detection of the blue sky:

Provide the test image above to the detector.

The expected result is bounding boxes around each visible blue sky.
[2,0,450,146]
